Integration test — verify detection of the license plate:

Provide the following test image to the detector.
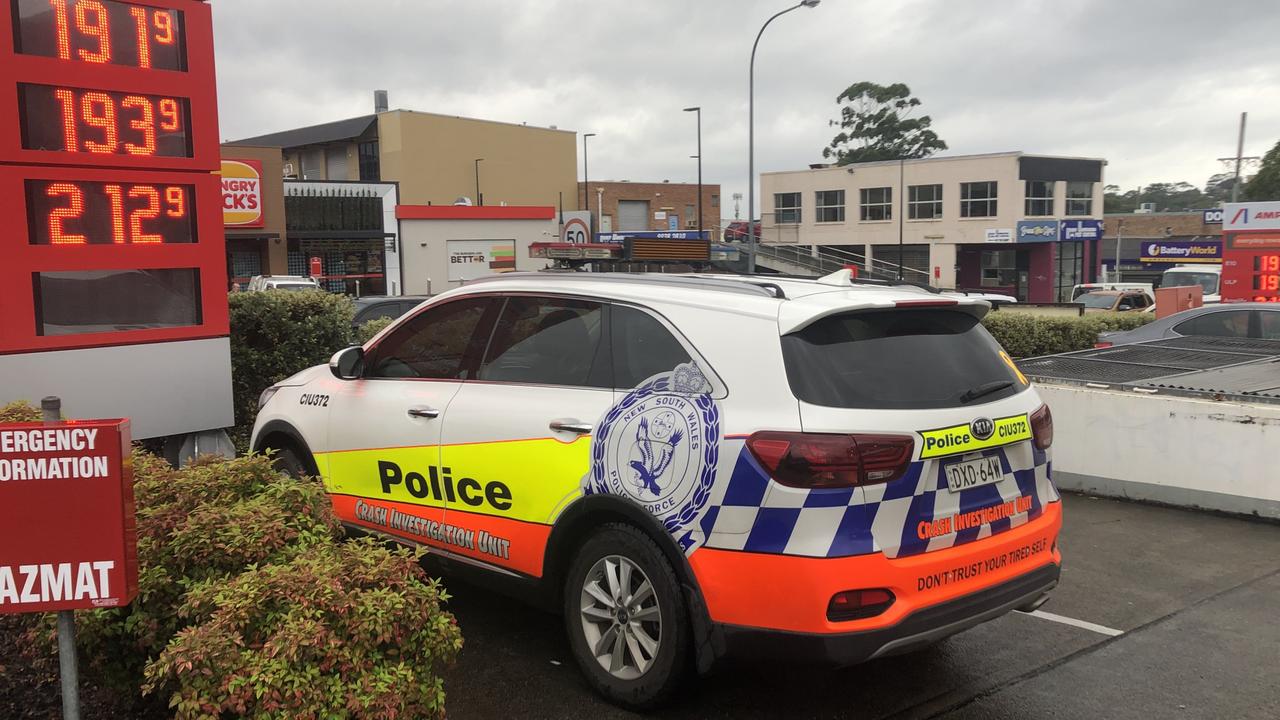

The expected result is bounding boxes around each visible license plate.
[944,455,1004,493]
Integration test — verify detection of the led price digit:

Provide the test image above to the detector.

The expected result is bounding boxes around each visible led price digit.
[16,0,184,70]
[21,85,190,158]
[27,180,193,245]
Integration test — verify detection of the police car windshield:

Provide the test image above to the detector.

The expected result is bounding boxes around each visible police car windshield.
[781,309,1024,410]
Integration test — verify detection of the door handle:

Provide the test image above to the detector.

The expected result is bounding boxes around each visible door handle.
[407,406,440,419]
[549,419,593,435]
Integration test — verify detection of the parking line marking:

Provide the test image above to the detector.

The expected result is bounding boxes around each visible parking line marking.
[1019,609,1124,637]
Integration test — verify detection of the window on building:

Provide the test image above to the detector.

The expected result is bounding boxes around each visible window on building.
[859,187,892,221]
[961,181,998,218]
[980,249,1018,288]
[1056,241,1085,302]
[711,194,720,208]
[1065,181,1093,216]
[301,149,324,180]
[685,204,696,228]
[358,141,380,182]
[1025,181,1055,216]
[908,184,943,220]
[774,192,801,224]
[816,190,846,222]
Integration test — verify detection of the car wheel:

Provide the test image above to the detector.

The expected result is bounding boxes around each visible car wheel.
[563,523,690,709]
[268,443,311,479]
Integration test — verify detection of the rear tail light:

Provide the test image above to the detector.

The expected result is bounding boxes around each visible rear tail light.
[1094,341,1113,349]
[746,432,914,489]
[827,588,896,621]
[1031,404,1053,450]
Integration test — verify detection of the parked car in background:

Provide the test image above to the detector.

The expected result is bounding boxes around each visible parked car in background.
[247,275,321,292]
[1071,282,1154,300]
[723,220,762,243]
[1096,303,1280,347]
[351,295,431,327]
[1079,290,1153,313]
[1161,264,1222,303]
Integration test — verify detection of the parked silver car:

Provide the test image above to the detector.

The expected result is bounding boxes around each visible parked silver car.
[1096,303,1280,347]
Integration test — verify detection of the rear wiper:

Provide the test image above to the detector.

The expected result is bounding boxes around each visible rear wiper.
[959,380,1014,404]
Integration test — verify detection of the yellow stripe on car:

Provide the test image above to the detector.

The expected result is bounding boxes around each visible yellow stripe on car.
[318,436,590,525]
[918,414,1032,459]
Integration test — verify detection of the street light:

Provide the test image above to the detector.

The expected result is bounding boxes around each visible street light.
[474,158,484,206]
[748,0,820,273]
[684,106,702,239]
[583,133,596,237]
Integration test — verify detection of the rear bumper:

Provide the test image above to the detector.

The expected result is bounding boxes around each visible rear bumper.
[715,561,1059,666]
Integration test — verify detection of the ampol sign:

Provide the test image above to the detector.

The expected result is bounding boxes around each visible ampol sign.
[0,419,137,613]
[222,159,265,227]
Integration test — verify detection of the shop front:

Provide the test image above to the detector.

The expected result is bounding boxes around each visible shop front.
[284,182,400,296]
[221,146,288,289]
[954,220,1098,302]
[1100,238,1222,286]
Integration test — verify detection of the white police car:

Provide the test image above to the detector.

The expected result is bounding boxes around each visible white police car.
[252,270,1061,708]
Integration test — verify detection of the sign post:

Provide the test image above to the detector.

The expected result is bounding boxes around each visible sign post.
[0,403,136,720]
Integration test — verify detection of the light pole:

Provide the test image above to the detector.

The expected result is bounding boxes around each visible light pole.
[684,106,702,239]
[474,158,484,206]
[583,133,596,237]
[748,0,820,273]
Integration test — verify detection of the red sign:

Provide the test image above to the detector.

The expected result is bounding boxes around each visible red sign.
[0,0,227,356]
[310,256,323,277]
[1221,232,1280,303]
[0,419,136,613]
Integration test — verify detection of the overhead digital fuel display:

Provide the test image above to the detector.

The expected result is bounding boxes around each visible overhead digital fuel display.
[25,179,195,245]
[18,83,190,157]
[12,0,186,71]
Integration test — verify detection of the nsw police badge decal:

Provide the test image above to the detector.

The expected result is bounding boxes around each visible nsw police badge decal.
[586,363,720,553]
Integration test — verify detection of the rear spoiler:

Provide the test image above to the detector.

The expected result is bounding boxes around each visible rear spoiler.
[777,295,990,336]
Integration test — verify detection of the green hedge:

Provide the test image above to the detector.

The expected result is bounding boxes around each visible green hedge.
[228,290,355,449]
[982,312,1155,358]
[69,452,461,718]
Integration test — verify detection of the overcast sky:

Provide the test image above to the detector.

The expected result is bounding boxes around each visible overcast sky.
[212,0,1280,219]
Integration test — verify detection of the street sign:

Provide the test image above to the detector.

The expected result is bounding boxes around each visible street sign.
[0,418,136,613]
[562,217,589,244]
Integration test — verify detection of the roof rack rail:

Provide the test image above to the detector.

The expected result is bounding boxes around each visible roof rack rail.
[464,271,781,299]
[720,270,941,294]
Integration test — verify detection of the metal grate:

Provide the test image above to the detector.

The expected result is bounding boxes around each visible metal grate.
[1138,360,1280,398]
[1148,336,1280,356]
[1085,345,1258,370]
[1018,356,1187,384]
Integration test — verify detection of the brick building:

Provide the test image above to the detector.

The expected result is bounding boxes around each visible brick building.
[1101,211,1223,284]
[579,180,720,235]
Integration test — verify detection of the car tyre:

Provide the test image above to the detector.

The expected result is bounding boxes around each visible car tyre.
[268,443,311,479]
[563,523,690,710]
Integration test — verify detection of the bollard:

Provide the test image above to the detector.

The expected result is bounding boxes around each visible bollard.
[42,396,81,720]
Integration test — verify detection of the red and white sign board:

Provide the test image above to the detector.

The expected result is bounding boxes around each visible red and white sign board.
[0,419,137,613]
[222,158,265,227]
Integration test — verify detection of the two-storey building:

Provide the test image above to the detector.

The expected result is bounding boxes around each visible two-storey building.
[760,152,1106,302]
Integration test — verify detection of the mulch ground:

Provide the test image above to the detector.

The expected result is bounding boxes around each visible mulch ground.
[0,614,159,720]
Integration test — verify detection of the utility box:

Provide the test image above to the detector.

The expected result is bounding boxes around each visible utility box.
[1155,285,1203,319]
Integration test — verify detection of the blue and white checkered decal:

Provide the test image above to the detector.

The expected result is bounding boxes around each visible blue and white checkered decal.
[691,439,1057,559]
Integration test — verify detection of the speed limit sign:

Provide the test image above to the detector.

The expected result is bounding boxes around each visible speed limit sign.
[562,218,590,244]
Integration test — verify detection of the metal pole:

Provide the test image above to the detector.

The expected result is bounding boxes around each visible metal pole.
[1113,219,1123,284]
[1231,111,1247,204]
[687,107,702,238]
[474,158,483,206]
[897,158,905,281]
[583,133,595,238]
[42,396,80,720]
[748,2,819,274]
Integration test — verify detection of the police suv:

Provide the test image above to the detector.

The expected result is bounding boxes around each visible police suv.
[252,270,1061,708]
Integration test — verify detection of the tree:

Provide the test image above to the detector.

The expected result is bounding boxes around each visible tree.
[822,82,947,165]
[1204,172,1239,203]
[1103,181,1213,213]
[1243,139,1280,201]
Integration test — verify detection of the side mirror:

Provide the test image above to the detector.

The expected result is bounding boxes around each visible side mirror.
[330,345,365,380]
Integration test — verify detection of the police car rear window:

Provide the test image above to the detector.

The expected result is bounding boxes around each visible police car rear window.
[781,309,1024,410]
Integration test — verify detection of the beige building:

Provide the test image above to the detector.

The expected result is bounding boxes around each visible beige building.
[227,104,578,210]
[759,152,1106,302]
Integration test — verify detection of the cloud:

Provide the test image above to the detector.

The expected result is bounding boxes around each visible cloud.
[212,0,1280,217]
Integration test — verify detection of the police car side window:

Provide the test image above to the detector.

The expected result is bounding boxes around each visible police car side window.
[366,298,493,379]
[479,296,610,388]
[611,305,692,388]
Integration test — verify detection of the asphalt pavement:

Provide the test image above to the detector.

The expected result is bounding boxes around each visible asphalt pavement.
[439,494,1280,719]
